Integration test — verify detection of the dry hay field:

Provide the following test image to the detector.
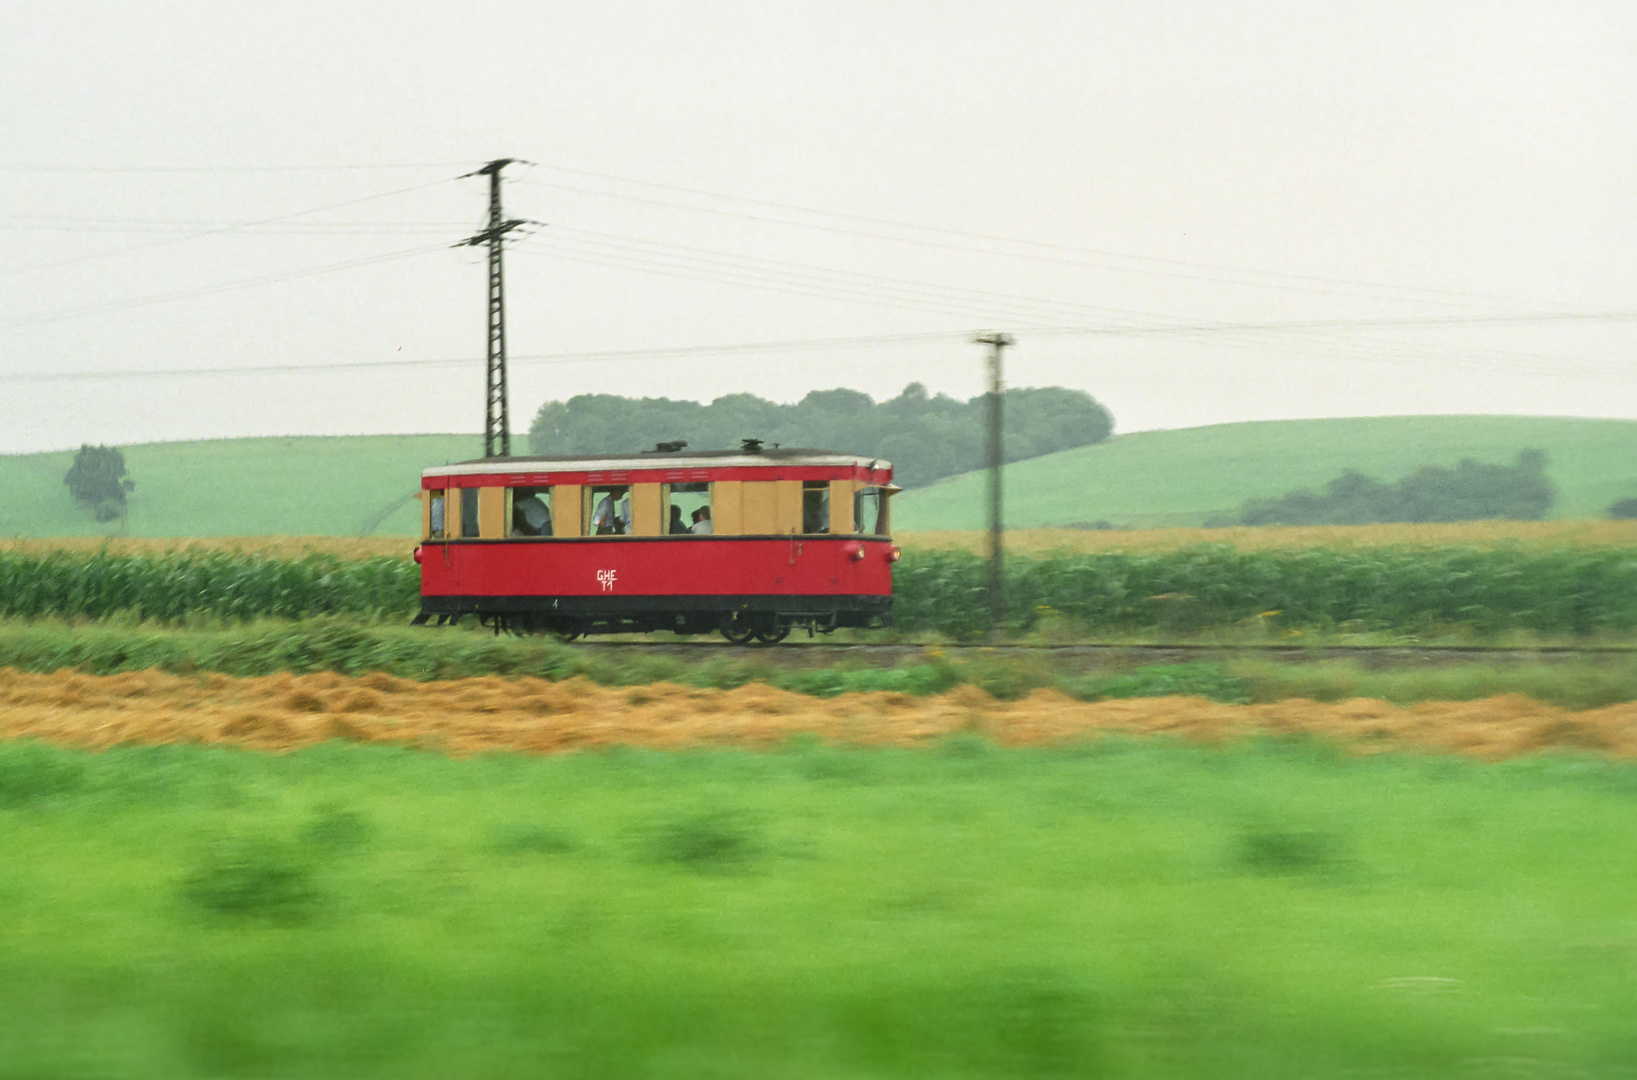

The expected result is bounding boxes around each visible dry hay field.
[5,667,1634,761]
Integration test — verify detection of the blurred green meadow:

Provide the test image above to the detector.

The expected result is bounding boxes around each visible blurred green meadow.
[4,737,1637,1078]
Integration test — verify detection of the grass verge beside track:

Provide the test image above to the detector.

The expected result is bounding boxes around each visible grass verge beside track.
[4,617,1637,709]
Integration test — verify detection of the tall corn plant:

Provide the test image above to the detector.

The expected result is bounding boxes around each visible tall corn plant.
[0,551,419,622]
[893,546,1637,638]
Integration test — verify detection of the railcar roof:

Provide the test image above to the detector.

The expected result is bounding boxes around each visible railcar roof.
[422,448,891,477]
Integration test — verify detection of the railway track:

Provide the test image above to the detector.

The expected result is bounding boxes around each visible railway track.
[569,640,1637,670]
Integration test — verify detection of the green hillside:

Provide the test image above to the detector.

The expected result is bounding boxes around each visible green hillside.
[893,416,1637,531]
[0,435,479,539]
[6,417,1634,539]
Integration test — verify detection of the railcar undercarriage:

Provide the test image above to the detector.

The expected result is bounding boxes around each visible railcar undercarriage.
[412,596,891,644]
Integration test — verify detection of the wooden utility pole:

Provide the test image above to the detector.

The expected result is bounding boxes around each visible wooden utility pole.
[975,332,1013,641]
[458,159,526,458]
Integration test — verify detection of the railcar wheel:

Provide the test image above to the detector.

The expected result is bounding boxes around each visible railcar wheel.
[720,614,758,645]
[554,618,590,643]
[752,626,790,644]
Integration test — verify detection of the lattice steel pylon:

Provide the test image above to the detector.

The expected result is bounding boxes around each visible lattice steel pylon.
[458,158,527,458]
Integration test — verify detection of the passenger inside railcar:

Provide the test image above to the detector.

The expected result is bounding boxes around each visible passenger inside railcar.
[668,505,688,534]
[589,486,630,535]
[691,507,712,534]
[668,482,710,535]
[511,488,551,537]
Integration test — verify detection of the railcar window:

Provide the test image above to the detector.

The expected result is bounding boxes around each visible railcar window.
[428,491,446,540]
[586,485,631,536]
[669,482,710,535]
[855,487,886,536]
[802,481,830,534]
[459,488,480,539]
[509,487,552,537]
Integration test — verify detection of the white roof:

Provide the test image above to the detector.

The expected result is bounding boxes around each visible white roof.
[422,452,890,478]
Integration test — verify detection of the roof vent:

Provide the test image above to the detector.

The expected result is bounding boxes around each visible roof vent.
[740,438,764,453]
[645,440,688,454]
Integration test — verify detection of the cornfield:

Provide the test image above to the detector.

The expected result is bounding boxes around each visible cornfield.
[0,536,418,560]
[0,549,417,622]
[2,543,1635,637]
[895,545,1637,638]
[908,520,1637,554]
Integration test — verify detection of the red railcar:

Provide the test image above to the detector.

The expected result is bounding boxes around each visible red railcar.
[413,443,899,642]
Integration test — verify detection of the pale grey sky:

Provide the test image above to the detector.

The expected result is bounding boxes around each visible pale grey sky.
[2,0,1633,454]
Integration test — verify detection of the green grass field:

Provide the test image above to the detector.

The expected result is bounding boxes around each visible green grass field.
[0,434,477,539]
[895,416,1637,531]
[4,738,1637,1078]
[8,415,1636,538]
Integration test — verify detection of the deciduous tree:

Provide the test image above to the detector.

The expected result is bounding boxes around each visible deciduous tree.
[63,444,134,523]
[526,384,1114,488]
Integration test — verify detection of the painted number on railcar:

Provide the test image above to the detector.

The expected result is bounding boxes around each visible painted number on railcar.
[596,569,618,592]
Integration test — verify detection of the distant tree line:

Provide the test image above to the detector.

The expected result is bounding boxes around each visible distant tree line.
[62,444,134,523]
[1234,450,1556,526]
[527,384,1114,488]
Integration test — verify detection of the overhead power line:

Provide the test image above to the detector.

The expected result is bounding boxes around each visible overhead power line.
[1030,311,1637,335]
[0,162,473,173]
[1,156,1627,395]
[3,243,448,326]
[538,224,1176,324]
[0,216,466,234]
[518,165,1560,312]
[0,332,971,384]
[4,315,1632,385]
[519,241,1020,323]
[5,177,457,277]
[511,229,1633,378]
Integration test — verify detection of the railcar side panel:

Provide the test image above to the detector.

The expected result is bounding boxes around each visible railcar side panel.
[420,537,893,600]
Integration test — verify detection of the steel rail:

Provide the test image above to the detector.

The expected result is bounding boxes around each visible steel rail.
[562,640,1637,666]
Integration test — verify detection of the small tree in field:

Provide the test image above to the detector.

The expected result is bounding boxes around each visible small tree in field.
[63,444,134,522]
[1610,497,1637,520]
